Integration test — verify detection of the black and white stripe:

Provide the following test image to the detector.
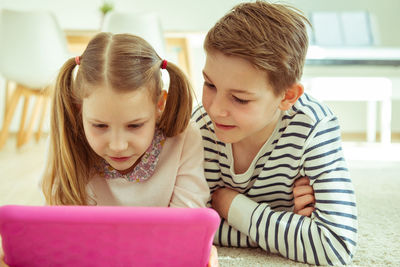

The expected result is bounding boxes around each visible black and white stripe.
[192,93,357,265]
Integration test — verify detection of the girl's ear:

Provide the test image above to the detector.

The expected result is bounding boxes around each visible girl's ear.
[279,83,304,111]
[157,90,168,114]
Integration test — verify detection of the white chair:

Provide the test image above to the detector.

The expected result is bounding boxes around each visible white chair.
[307,77,392,144]
[0,9,70,149]
[102,11,166,58]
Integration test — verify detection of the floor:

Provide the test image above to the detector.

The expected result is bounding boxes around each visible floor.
[0,136,400,266]
[0,136,46,206]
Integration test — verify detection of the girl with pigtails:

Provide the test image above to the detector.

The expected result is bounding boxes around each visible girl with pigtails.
[42,32,210,208]
[1,33,218,266]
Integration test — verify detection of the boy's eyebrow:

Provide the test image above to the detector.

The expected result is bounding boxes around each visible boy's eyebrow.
[202,70,256,95]
[229,88,256,95]
[202,71,212,82]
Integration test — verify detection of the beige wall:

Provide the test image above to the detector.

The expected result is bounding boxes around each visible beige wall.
[1,0,400,134]
[1,0,399,46]
[286,0,400,46]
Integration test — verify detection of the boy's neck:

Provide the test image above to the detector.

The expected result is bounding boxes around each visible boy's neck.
[235,109,281,150]
[231,110,281,174]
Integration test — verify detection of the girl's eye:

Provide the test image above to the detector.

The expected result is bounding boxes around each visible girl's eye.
[233,95,250,104]
[93,124,108,129]
[128,123,143,129]
[204,81,216,89]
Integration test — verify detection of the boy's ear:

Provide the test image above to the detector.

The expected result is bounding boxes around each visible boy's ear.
[279,83,304,111]
[157,90,167,113]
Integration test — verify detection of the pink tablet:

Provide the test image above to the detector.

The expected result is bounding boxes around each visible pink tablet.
[0,205,220,267]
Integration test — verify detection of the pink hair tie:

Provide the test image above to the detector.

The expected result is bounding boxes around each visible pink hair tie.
[161,59,168,69]
[75,56,81,65]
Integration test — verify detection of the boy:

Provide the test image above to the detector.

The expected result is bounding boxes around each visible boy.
[192,1,357,265]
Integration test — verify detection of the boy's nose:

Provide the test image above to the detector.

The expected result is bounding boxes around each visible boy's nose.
[209,95,229,117]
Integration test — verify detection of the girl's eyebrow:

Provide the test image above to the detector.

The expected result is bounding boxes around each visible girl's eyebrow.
[126,118,147,124]
[86,117,146,124]
[86,118,106,123]
[202,70,256,95]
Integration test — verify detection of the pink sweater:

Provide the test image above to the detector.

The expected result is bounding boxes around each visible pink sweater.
[87,122,210,208]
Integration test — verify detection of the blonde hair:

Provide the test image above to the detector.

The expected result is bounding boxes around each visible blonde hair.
[204,0,310,95]
[42,32,193,205]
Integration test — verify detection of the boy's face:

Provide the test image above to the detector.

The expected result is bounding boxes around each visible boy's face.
[202,51,285,145]
[82,86,159,173]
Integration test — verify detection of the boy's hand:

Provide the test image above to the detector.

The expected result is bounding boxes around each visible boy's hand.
[211,187,239,219]
[208,245,219,267]
[212,177,316,219]
[293,176,315,217]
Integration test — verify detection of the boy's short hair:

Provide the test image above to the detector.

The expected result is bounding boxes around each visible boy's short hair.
[204,0,310,95]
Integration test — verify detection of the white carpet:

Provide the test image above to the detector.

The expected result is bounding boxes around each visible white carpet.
[217,144,400,266]
[1,140,399,266]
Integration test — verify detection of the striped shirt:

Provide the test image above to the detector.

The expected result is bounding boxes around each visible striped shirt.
[192,93,358,265]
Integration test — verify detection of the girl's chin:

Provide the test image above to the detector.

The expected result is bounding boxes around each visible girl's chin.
[109,160,139,175]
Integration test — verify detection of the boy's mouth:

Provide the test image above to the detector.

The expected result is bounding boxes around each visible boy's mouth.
[214,122,236,130]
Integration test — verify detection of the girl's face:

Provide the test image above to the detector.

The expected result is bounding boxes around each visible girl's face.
[82,86,161,173]
[202,51,286,146]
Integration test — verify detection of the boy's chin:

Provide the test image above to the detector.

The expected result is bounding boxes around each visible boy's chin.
[214,132,238,144]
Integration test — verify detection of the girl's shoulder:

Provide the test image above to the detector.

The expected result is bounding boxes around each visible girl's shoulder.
[164,120,202,146]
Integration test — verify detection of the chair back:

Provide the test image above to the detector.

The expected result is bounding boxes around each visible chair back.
[102,11,166,58]
[0,9,70,89]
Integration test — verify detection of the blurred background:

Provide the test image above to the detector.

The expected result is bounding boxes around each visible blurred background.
[1,0,400,146]
[0,2,399,265]
[0,0,399,206]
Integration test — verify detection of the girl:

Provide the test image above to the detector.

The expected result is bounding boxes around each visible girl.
[1,32,218,266]
[43,32,210,207]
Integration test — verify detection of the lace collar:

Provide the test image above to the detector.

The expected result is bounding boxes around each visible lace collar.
[97,129,165,182]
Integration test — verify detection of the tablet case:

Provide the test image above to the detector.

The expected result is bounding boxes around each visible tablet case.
[0,205,220,267]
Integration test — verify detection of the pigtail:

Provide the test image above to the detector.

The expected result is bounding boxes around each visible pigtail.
[158,61,193,137]
[42,58,93,205]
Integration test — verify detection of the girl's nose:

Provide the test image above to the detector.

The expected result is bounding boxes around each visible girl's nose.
[109,133,128,152]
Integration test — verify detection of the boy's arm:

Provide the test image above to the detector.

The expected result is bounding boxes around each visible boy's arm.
[213,218,258,247]
[217,117,357,265]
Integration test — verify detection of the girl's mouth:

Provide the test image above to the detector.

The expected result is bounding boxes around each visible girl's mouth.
[109,156,131,162]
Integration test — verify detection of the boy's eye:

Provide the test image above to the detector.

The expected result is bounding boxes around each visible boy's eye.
[233,95,250,104]
[204,81,216,89]
[93,124,108,129]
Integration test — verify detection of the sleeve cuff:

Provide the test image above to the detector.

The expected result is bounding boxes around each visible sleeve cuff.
[227,194,259,235]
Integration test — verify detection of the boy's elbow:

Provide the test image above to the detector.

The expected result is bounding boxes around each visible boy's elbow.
[327,239,357,266]
[342,243,357,266]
